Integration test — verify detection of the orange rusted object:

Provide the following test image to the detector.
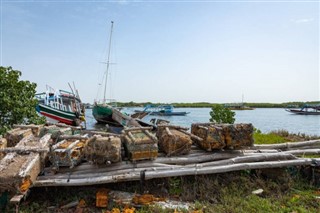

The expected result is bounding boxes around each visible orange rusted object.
[132,194,165,205]
[96,188,109,208]
[19,177,32,193]
[110,208,121,213]
[123,206,135,213]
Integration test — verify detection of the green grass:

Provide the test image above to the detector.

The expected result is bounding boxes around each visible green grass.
[253,131,286,144]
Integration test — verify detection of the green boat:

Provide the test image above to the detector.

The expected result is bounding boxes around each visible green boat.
[92,21,118,125]
[92,103,117,125]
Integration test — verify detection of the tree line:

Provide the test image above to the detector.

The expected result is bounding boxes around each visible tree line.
[112,101,319,108]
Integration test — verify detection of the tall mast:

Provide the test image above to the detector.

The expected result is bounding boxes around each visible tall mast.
[103,21,114,103]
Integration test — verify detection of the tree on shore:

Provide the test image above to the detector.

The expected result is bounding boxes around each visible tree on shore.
[0,66,45,135]
[210,104,235,124]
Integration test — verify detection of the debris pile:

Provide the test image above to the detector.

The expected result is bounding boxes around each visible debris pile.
[84,135,121,164]
[0,122,319,205]
[123,127,158,161]
[191,123,254,150]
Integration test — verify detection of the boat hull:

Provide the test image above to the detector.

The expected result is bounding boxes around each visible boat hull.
[92,104,117,125]
[152,112,189,116]
[37,104,78,125]
[134,110,189,116]
[286,109,320,115]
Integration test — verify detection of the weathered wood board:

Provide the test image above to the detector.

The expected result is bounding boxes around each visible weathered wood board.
[0,133,51,193]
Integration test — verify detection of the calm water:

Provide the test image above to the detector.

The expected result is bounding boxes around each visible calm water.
[85,108,320,136]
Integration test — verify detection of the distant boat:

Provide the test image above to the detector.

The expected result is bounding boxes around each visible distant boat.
[35,86,85,126]
[224,103,254,110]
[286,104,320,115]
[92,21,116,125]
[225,95,254,110]
[134,105,190,116]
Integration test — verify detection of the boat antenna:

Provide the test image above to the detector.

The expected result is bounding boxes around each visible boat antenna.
[73,81,80,99]
[68,82,75,95]
[103,21,114,103]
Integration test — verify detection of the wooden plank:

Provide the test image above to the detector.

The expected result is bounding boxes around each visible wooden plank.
[0,134,51,193]
[10,194,25,204]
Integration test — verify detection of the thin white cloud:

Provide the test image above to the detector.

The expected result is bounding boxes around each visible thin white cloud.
[293,18,314,24]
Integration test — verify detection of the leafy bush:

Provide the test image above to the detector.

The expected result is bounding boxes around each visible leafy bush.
[0,66,45,135]
[209,104,235,124]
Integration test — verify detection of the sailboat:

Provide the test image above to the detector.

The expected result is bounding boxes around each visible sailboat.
[92,21,118,125]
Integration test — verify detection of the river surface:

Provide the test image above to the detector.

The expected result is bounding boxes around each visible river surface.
[85,108,320,136]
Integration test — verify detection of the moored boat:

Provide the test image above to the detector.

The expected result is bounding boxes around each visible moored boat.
[35,87,85,126]
[134,104,190,116]
[286,104,320,115]
[92,102,118,125]
[224,103,254,110]
[92,21,117,125]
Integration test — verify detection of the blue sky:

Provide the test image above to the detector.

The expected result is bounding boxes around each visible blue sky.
[1,0,319,103]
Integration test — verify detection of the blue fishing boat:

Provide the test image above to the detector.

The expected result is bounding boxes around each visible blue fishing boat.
[134,105,189,116]
[286,104,320,115]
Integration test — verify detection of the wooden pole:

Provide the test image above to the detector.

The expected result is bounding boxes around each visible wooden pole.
[253,140,320,150]
[34,158,319,187]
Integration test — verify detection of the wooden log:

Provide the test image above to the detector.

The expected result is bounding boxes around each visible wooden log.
[0,147,49,154]
[123,127,153,132]
[38,164,180,180]
[198,126,208,131]
[185,153,296,168]
[58,135,89,140]
[46,122,83,130]
[144,130,158,142]
[178,129,203,142]
[145,158,318,180]
[157,124,189,131]
[128,132,136,143]
[192,122,215,126]
[284,149,320,155]
[253,140,320,150]
[41,153,298,180]
[34,158,319,187]
[46,161,181,176]
[153,152,246,164]
[80,130,119,137]
[165,127,173,136]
